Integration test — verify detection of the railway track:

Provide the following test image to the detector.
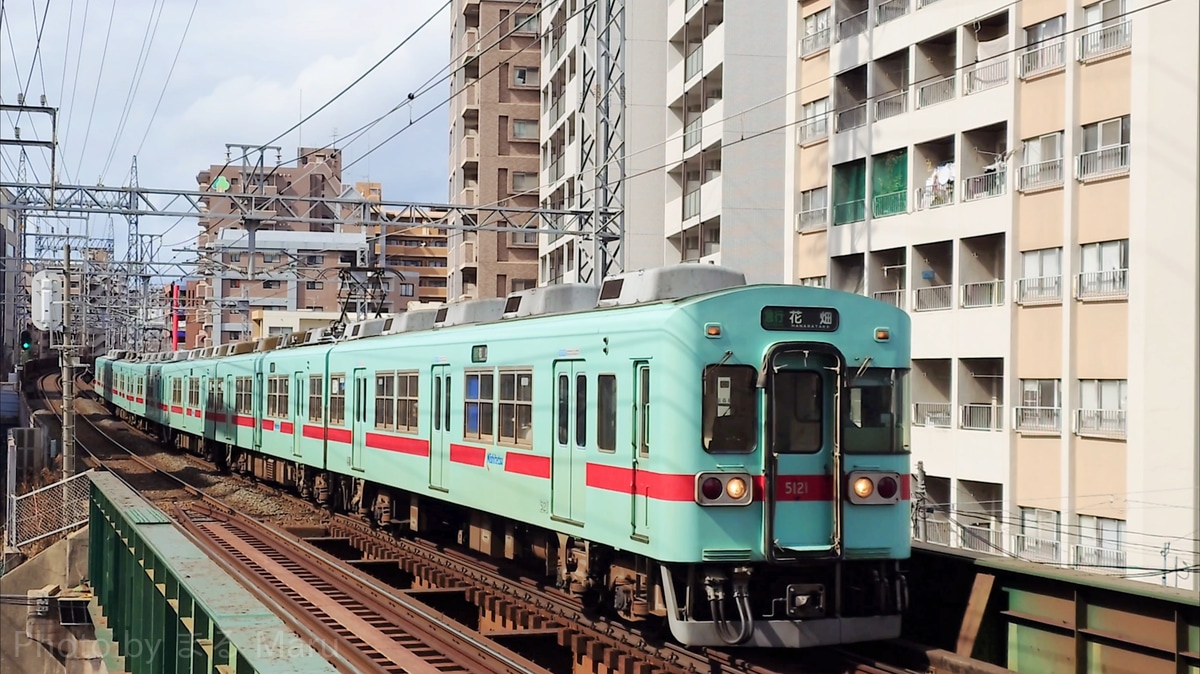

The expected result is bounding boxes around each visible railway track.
[30,366,935,674]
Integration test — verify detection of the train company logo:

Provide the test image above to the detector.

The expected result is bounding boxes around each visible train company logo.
[486,452,505,470]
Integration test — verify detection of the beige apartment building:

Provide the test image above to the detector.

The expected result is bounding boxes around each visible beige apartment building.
[788,0,1198,586]
[447,0,541,300]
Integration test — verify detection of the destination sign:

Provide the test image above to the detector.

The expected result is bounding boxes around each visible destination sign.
[760,306,840,332]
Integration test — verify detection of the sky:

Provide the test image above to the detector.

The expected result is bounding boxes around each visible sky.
[1,0,453,272]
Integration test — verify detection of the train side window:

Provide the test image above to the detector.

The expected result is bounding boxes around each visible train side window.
[773,371,823,454]
[575,373,587,448]
[596,374,617,452]
[498,369,534,447]
[396,372,419,433]
[637,364,650,457]
[375,372,396,430]
[308,375,323,422]
[557,374,570,445]
[433,376,442,432]
[701,365,757,453]
[464,371,494,440]
[329,374,346,425]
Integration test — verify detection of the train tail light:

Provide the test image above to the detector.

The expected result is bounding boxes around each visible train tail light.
[846,471,903,505]
[695,472,753,506]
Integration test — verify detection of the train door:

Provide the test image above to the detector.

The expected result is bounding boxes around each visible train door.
[767,350,840,556]
[351,368,367,471]
[253,371,264,450]
[292,371,304,457]
[200,374,210,436]
[224,375,234,440]
[551,361,587,524]
[630,361,651,542]
[429,364,450,491]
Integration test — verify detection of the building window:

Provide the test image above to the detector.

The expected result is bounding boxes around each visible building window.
[513,119,538,140]
[513,66,539,87]
[1017,508,1061,562]
[464,371,495,440]
[512,172,538,192]
[1075,515,1126,570]
[799,97,829,143]
[328,374,346,425]
[340,252,357,264]
[498,369,533,447]
[398,283,415,296]
[511,278,536,292]
[420,278,447,288]
[227,252,242,263]
[228,279,241,289]
[1018,132,1064,190]
[799,276,827,288]
[306,281,324,290]
[1017,247,1063,304]
[1077,239,1128,299]
[308,375,323,422]
[512,12,537,33]
[262,280,280,290]
[1020,15,1065,78]
[262,252,281,264]
[1083,0,1125,28]
[1076,379,1127,438]
[797,186,828,231]
[305,254,324,265]
[1079,0,1131,60]
[1016,379,1061,433]
[510,225,538,247]
[1078,116,1130,180]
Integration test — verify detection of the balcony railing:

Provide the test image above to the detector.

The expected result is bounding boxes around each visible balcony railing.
[1016,275,1062,304]
[835,104,867,132]
[964,59,1009,95]
[1075,408,1126,438]
[1076,144,1130,181]
[685,44,704,80]
[833,199,866,225]
[1013,534,1061,563]
[960,525,1002,555]
[548,155,565,183]
[1019,39,1065,79]
[876,0,909,26]
[801,28,831,56]
[1076,269,1128,300]
[916,0,944,7]
[1078,21,1132,62]
[1014,406,1061,433]
[915,184,954,210]
[1018,158,1064,191]
[914,285,952,311]
[684,117,702,152]
[961,280,1004,308]
[914,519,953,546]
[683,190,701,220]
[872,191,907,217]
[962,169,1006,201]
[797,207,828,231]
[1073,544,1126,574]
[912,402,952,428]
[916,74,956,109]
[872,289,905,309]
[548,36,566,64]
[837,10,869,40]
[798,116,829,143]
[961,404,1003,431]
[686,0,701,11]
[874,90,907,121]
[548,95,566,124]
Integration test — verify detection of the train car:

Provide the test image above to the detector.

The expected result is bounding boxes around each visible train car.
[96,264,912,648]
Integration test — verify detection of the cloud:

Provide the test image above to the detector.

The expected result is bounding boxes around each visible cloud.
[2,0,454,256]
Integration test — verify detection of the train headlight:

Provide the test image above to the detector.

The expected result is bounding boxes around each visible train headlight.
[725,477,747,500]
[876,476,898,499]
[853,477,874,499]
[701,477,723,500]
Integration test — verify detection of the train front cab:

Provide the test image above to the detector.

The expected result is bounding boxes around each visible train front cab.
[662,306,910,648]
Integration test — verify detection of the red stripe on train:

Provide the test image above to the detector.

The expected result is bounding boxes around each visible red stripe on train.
[449,443,486,467]
[327,427,352,444]
[235,415,255,427]
[504,452,550,479]
[585,464,695,501]
[366,433,430,457]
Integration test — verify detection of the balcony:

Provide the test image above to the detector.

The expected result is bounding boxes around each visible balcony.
[547,94,566,125]
[1016,275,1062,304]
[960,525,1002,555]
[547,154,565,184]
[1012,534,1060,563]
[1075,408,1126,439]
[871,190,906,218]
[683,189,700,220]
[461,82,479,109]
[964,59,1009,95]
[915,184,954,211]
[1076,269,1128,301]
[961,403,1003,431]
[1019,40,1065,79]
[874,90,907,121]
[875,0,908,26]
[1076,145,1130,181]
[1077,21,1132,63]
[1072,544,1126,574]
[458,134,479,166]
[1014,406,1061,433]
[912,402,952,428]
[683,116,702,152]
[913,285,952,312]
[797,207,828,232]
[1017,158,1064,191]
[961,280,1004,308]
[833,199,865,225]
[798,115,828,144]
[962,169,1006,201]
[916,74,956,109]
[873,289,905,309]
[837,10,869,41]
[801,28,831,57]
[835,104,867,132]
[685,44,704,81]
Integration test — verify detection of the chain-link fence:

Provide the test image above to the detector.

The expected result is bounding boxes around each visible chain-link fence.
[6,470,93,549]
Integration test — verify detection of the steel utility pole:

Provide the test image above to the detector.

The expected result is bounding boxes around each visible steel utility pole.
[61,243,75,479]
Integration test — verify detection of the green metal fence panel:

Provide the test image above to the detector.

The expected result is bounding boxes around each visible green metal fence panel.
[87,473,338,674]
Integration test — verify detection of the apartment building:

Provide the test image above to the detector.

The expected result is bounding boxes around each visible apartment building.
[789,0,1198,586]
[538,0,670,283]
[447,0,541,300]
[0,187,19,376]
[357,182,451,306]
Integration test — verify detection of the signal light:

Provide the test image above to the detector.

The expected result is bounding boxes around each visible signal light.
[701,477,723,500]
[852,477,874,498]
[725,477,747,500]
[877,476,898,500]
[20,330,31,350]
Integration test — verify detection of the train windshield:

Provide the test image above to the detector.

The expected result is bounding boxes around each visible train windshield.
[701,364,757,453]
[842,367,910,454]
